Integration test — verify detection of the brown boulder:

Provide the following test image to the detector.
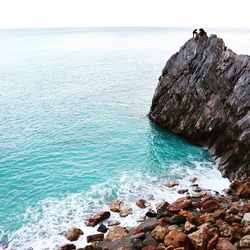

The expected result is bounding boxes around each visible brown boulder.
[165,180,179,188]
[119,206,133,217]
[230,177,250,199]
[188,223,215,250]
[136,199,148,209]
[87,233,104,243]
[85,211,111,227]
[180,210,202,226]
[200,196,221,213]
[168,197,192,212]
[216,237,237,250]
[164,230,191,249]
[213,209,226,220]
[110,199,122,213]
[108,220,121,226]
[156,201,170,215]
[106,226,129,241]
[151,225,168,241]
[64,227,83,241]
[58,244,76,250]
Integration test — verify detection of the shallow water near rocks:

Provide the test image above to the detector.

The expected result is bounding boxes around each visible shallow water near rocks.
[0,27,249,249]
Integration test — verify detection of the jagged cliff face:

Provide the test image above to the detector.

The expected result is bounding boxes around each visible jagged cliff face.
[149,34,250,181]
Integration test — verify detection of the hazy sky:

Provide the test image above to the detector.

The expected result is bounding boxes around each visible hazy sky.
[0,0,249,29]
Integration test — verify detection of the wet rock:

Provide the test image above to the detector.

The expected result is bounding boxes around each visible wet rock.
[137,216,146,223]
[87,233,104,243]
[106,226,129,241]
[97,224,108,233]
[58,244,76,250]
[177,189,188,194]
[151,225,168,241]
[108,220,121,226]
[216,237,236,250]
[149,34,250,181]
[168,197,192,212]
[165,180,179,188]
[138,218,158,232]
[131,233,146,240]
[110,199,123,213]
[169,215,186,225]
[235,235,250,249]
[136,199,148,209]
[146,209,157,218]
[132,238,143,249]
[192,191,206,198]
[189,177,198,183]
[64,227,83,241]
[0,242,8,249]
[164,230,191,249]
[142,237,158,247]
[230,177,250,198]
[119,207,133,217]
[242,212,250,225]
[156,201,170,215]
[85,211,111,227]
[188,223,215,250]
[200,196,221,213]
[98,236,132,249]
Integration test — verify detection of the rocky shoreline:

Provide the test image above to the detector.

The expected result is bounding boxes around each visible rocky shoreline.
[58,177,250,250]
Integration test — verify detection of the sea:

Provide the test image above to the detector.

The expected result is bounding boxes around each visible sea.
[0,27,249,250]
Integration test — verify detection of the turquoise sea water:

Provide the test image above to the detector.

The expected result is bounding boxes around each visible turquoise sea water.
[0,27,249,249]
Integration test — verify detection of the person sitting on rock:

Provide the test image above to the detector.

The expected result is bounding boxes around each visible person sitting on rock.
[199,28,207,36]
[193,29,198,37]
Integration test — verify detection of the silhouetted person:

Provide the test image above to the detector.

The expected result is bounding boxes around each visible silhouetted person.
[193,29,198,38]
[199,28,207,36]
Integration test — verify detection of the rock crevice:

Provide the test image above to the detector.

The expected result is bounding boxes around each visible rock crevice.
[149,34,250,180]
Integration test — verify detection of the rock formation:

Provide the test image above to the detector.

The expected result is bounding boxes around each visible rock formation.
[149,33,250,180]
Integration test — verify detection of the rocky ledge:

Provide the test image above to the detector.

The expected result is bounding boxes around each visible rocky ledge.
[149,32,250,181]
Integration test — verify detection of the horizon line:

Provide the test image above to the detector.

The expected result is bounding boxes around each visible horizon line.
[0,26,250,31]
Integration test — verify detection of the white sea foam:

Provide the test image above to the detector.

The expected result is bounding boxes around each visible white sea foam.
[7,163,229,250]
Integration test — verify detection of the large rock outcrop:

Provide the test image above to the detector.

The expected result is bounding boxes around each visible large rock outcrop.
[149,33,250,180]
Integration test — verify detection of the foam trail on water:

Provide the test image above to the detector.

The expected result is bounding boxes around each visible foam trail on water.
[7,163,229,250]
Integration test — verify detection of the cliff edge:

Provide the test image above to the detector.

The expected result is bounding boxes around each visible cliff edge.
[149,33,250,181]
